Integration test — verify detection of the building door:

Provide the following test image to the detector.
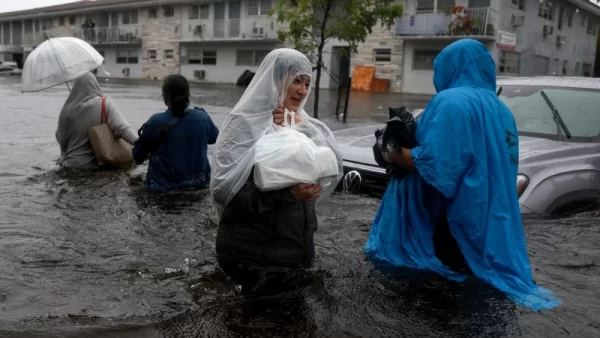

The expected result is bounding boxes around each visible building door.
[214,3,226,38]
[331,46,350,90]
[228,1,241,37]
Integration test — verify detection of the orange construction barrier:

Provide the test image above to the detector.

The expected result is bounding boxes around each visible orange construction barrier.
[371,78,390,92]
[351,66,375,91]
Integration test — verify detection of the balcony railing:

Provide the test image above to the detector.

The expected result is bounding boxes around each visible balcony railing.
[23,27,141,45]
[184,19,277,41]
[396,7,496,37]
[213,19,241,38]
[74,27,142,44]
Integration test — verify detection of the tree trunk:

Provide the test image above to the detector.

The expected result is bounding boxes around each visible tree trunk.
[313,47,323,119]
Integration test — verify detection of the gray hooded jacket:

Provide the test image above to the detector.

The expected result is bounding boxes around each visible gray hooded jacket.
[56,73,137,169]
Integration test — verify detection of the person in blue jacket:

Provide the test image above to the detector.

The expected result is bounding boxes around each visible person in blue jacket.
[133,74,219,193]
[366,38,561,311]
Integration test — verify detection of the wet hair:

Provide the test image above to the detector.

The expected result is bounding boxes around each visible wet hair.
[162,74,190,117]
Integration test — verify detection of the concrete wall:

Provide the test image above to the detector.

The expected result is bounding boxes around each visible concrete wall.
[180,43,278,83]
[351,23,404,92]
[497,0,598,76]
[139,6,181,80]
[94,48,143,79]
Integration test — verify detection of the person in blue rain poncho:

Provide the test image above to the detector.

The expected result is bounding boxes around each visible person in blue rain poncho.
[365,39,561,311]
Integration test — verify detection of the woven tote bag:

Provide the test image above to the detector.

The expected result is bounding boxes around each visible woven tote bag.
[88,96,133,167]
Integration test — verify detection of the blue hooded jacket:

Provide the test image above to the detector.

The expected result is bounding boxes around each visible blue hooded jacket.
[133,107,219,193]
[365,39,561,310]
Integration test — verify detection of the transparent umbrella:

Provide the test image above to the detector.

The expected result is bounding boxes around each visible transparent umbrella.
[21,36,105,92]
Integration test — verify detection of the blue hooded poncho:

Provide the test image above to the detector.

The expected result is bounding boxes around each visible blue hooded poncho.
[365,39,561,311]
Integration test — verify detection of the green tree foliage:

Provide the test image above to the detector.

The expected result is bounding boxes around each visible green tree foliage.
[271,0,403,118]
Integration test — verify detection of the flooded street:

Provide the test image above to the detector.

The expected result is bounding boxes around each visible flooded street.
[0,77,599,337]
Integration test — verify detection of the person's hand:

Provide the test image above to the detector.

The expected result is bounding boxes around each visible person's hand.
[273,107,285,125]
[290,183,321,201]
[273,107,303,126]
[382,148,415,171]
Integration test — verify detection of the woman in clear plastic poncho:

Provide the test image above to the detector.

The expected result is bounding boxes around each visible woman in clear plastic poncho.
[211,48,343,295]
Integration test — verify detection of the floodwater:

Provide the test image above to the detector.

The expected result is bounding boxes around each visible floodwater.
[0,77,599,337]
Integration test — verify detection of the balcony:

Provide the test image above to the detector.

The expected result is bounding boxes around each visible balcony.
[181,18,279,42]
[23,27,141,46]
[395,7,497,39]
[74,27,142,45]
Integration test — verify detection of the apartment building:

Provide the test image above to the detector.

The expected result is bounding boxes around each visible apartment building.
[349,0,600,94]
[1,0,598,94]
[0,0,283,84]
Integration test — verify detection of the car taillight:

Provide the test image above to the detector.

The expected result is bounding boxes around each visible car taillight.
[517,174,529,198]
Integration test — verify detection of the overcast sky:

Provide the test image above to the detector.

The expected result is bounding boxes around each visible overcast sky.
[1,0,599,14]
[0,0,80,14]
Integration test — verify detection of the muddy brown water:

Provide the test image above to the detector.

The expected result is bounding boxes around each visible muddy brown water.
[0,78,598,337]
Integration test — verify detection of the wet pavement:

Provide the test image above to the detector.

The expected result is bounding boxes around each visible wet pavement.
[0,77,599,337]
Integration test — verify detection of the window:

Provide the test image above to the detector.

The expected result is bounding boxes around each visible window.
[499,85,600,139]
[436,0,454,13]
[188,50,217,65]
[581,13,586,27]
[189,6,199,19]
[59,17,65,26]
[248,0,272,16]
[200,4,209,19]
[575,62,581,75]
[148,8,158,19]
[148,49,157,60]
[165,49,173,60]
[562,60,568,75]
[41,19,52,30]
[538,0,554,21]
[511,0,525,11]
[236,50,269,65]
[416,0,434,13]
[558,6,564,30]
[498,51,519,75]
[533,55,550,76]
[587,19,597,35]
[583,63,592,77]
[373,49,391,63]
[69,17,76,25]
[163,6,174,17]
[567,7,573,27]
[123,11,138,24]
[413,50,439,70]
[117,50,138,64]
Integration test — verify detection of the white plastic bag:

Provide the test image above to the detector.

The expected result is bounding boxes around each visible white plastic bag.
[253,116,339,191]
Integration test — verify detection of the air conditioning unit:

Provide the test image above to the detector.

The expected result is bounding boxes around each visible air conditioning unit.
[543,25,554,36]
[556,35,566,45]
[252,26,264,37]
[511,14,525,27]
[194,70,205,80]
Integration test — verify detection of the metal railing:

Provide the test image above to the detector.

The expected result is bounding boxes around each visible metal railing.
[74,27,141,44]
[395,7,496,37]
[213,19,241,38]
[23,27,141,45]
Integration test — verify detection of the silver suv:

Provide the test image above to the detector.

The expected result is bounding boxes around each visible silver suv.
[333,77,600,216]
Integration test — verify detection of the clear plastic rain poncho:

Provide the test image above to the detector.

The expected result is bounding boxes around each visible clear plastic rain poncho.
[210,48,343,216]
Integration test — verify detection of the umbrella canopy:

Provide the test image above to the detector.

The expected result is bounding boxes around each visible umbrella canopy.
[21,37,104,92]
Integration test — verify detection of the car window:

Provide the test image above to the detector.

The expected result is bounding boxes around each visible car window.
[498,85,600,139]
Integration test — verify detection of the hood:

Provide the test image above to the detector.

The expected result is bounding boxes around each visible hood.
[433,38,496,93]
[518,135,600,165]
